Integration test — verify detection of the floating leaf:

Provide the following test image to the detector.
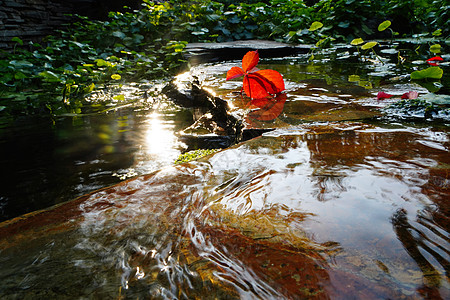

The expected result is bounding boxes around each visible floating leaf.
[429,44,441,54]
[410,67,443,80]
[111,74,121,80]
[378,20,391,31]
[432,29,442,36]
[426,56,443,66]
[359,80,372,89]
[348,75,360,82]
[227,51,285,99]
[350,38,364,46]
[244,70,284,99]
[113,94,125,101]
[377,91,394,100]
[421,93,450,105]
[361,41,377,50]
[401,91,418,99]
[309,21,323,32]
[416,81,442,93]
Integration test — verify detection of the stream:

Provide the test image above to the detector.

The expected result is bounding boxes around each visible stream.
[0,43,449,299]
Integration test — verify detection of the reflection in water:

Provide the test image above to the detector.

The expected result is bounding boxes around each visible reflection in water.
[1,126,449,297]
[0,101,193,221]
[144,112,178,157]
[392,208,449,299]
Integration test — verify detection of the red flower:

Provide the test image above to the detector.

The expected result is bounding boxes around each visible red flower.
[426,56,443,66]
[377,91,394,100]
[226,51,285,99]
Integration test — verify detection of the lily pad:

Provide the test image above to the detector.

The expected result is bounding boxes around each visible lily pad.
[421,93,450,105]
[429,44,441,54]
[410,67,443,80]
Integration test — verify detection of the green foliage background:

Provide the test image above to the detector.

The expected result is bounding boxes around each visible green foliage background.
[0,0,448,116]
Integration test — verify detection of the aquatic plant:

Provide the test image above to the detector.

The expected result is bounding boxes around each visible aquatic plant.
[0,0,447,118]
[175,149,220,164]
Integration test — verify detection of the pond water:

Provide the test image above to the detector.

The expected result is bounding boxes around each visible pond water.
[0,84,193,221]
[0,45,449,299]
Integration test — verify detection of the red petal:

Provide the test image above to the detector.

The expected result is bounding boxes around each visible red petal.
[242,51,259,73]
[226,67,244,80]
[377,91,394,100]
[401,91,418,99]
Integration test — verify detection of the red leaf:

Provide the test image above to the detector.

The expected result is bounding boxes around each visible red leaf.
[426,56,443,66]
[401,91,418,99]
[243,69,285,99]
[226,66,244,80]
[242,51,259,73]
[377,91,394,100]
[254,69,285,94]
[243,74,270,99]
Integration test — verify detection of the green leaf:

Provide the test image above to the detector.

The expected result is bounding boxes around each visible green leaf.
[421,93,450,104]
[14,72,27,80]
[378,20,391,31]
[11,37,23,45]
[410,67,443,80]
[95,59,114,67]
[432,29,442,36]
[112,31,126,39]
[361,41,377,50]
[10,60,34,68]
[429,44,441,54]
[358,80,372,89]
[309,21,323,31]
[83,83,95,93]
[348,75,360,82]
[113,94,125,101]
[111,74,121,80]
[38,70,62,82]
[350,38,364,46]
